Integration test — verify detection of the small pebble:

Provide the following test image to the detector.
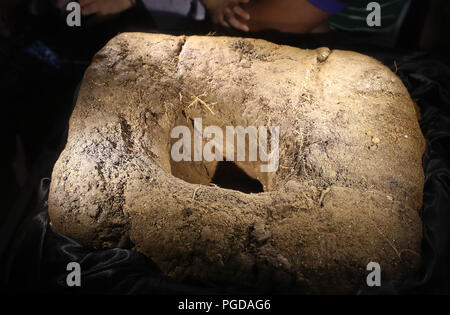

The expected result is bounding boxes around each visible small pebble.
[369,145,378,151]
[372,137,380,144]
[404,135,408,138]
[316,47,331,62]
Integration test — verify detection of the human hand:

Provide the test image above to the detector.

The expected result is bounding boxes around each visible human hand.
[78,0,136,17]
[202,0,251,32]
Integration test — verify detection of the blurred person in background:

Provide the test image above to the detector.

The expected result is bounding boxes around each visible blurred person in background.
[55,0,252,30]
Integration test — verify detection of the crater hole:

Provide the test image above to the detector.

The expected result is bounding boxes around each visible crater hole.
[210,161,264,194]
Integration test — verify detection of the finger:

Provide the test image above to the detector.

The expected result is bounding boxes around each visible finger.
[233,5,250,20]
[221,19,231,28]
[79,0,97,8]
[219,14,231,28]
[81,3,99,15]
[224,7,233,18]
[224,8,247,30]
[228,16,249,32]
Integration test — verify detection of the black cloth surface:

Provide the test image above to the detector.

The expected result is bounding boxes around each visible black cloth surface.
[1,32,449,294]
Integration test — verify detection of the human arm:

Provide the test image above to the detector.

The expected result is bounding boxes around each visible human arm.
[243,0,347,33]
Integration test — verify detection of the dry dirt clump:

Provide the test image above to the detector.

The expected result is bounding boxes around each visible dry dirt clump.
[48,33,425,294]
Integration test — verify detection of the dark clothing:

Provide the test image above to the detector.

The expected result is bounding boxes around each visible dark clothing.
[138,0,206,29]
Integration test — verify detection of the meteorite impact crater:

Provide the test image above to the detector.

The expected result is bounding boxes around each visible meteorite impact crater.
[49,33,425,293]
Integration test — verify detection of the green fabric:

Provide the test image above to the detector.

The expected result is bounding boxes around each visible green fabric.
[328,0,407,32]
